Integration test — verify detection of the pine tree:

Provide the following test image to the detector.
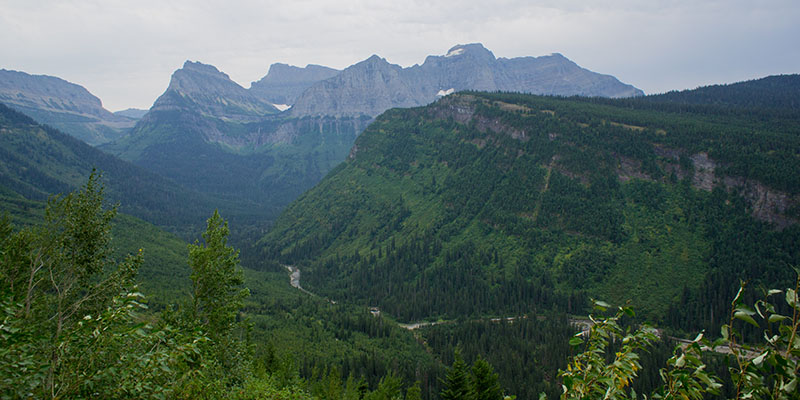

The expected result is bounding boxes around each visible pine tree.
[441,350,471,400]
[406,381,422,400]
[471,356,502,400]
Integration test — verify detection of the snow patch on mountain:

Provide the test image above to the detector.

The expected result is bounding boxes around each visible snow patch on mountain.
[445,48,464,57]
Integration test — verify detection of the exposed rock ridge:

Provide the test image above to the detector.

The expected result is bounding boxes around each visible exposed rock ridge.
[0,69,134,145]
[290,43,643,118]
[250,63,340,105]
[150,61,278,122]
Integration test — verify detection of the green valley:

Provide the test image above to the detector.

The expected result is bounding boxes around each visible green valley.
[3,74,800,399]
[262,90,800,325]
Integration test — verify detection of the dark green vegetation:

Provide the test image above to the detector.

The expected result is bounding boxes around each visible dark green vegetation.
[643,74,800,111]
[0,178,447,399]
[0,106,446,398]
[553,291,800,400]
[0,103,220,234]
[263,90,799,324]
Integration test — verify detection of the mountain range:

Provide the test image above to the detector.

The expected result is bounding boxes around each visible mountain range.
[289,44,642,117]
[0,69,135,145]
[93,43,644,226]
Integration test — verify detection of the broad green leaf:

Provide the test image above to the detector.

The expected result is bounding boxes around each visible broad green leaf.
[675,354,686,368]
[780,378,797,394]
[734,311,759,327]
[786,289,798,308]
[622,307,635,317]
[768,314,788,323]
[593,299,610,311]
[752,352,767,366]
[734,306,756,316]
[569,337,584,347]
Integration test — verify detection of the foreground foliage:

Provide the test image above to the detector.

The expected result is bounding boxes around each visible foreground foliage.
[0,175,256,398]
[555,281,800,400]
[0,175,445,399]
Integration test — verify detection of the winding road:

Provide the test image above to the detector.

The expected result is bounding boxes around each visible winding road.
[284,265,762,358]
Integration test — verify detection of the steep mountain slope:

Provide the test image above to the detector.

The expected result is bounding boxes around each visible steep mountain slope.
[103,61,368,226]
[261,92,800,324]
[101,62,367,225]
[290,43,643,117]
[103,46,644,228]
[0,102,220,232]
[0,69,134,145]
[290,55,425,117]
[250,63,340,106]
[151,61,278,121]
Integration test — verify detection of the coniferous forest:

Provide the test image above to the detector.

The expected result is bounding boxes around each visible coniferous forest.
[2,75,800,399]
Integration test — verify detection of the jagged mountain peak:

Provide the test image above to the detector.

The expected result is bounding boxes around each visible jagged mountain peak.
[167,60,240,92]
[254,63,339,85]
[249,63,339,105]
[152,61,277,120]
[357,54,396,68]
[181,60,226,75]
[290,44,642,118]
[444,43,496,61]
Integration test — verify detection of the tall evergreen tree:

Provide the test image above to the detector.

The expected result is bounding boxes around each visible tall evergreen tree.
[471,356,502,400]
[441,351,471,400]
[406,381,422,400]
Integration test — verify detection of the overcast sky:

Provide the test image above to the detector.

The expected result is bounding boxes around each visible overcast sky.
[1,0,798,111]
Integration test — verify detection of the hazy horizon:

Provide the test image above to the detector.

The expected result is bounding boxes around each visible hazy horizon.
[2,0,798,111]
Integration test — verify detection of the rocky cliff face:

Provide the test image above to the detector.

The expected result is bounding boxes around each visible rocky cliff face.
[0,69,134,145]
[290,55,426,117]
[289,43,643,117]
[150,61,278,122]
[250,63,339,106]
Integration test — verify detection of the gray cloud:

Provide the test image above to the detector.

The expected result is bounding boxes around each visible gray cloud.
[1,0,797,110]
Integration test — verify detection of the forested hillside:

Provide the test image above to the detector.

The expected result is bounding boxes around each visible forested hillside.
[0,106,450,398]
[0,102,224,234]
[262,92,800,326]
